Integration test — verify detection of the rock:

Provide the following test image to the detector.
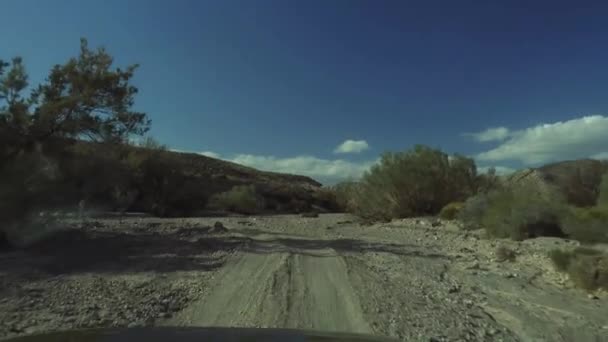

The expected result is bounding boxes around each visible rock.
[467,261,480,270]
[210,222,228,233]
[448,285,460,293]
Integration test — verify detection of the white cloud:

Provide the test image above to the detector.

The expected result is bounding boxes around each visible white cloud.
[170,148,378,184]
[230,154,378,184]
[463,127,511,142]
[591,152,608,160]
[473,115,608,165]
[198,151,221,158]
[334,139,370,154]
[477,165,517,175]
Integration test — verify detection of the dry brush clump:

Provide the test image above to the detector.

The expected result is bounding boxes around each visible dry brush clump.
[549,247,608,291]
[207,184,265,215]
[439,201,465,220]
[457,173,608,243]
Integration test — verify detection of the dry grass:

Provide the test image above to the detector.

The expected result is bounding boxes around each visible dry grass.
[549,247,608,291]
[439,202,465,220]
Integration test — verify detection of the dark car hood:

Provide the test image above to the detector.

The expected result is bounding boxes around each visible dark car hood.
[1,327,399,342]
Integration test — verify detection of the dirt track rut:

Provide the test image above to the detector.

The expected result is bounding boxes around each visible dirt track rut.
[165,234,371,334]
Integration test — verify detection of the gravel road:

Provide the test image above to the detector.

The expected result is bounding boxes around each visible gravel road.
[1,214,607,341]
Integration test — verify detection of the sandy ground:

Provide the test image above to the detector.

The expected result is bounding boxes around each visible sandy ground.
[1,214,607,341]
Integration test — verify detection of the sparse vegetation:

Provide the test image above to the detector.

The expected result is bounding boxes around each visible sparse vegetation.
[439,202,465,220]
[549,247,608,291]
[208,184,265,215]
[457,192,491,230]
[559,207,608,243]
[477,186,567,240]
[1,40,339,246]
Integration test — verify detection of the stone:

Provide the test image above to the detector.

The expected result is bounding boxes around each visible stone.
[210,221,228,233]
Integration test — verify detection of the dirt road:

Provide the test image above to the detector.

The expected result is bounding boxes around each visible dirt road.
[165,233,371,334]
[2,214,607,341]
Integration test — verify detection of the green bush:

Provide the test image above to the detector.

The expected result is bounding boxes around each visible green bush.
[457,192,490,230]
[560,207,608,243]
[344,145,478,222]
[478,186,567,240]
[439,202,465,220]
[333,181,365,213]
[474,166,503,194]
[208,184,264,215]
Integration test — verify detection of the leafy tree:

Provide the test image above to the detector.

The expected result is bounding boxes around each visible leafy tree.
[0,39,150,241]
[1,38,150,159]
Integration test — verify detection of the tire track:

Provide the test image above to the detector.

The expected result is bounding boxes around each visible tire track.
[165,238,371,334]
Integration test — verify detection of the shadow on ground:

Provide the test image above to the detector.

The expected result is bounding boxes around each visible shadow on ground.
[0,224,449,278]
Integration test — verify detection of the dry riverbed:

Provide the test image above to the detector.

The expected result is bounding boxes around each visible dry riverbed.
[1,214,607,341]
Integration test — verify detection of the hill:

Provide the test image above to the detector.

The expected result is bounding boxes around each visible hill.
[8,138,338,219]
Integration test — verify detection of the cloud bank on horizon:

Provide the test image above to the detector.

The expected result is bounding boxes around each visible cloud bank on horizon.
[469,115,608,165]
[170,115,608,185]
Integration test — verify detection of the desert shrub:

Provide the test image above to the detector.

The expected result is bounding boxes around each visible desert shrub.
[0,149,64,222]
[568,256,600,290]
[475,167,503,194]
[137,155,209,217]
[345,145,478,221]
[439,201,465,220]
[548,249,573,271]
[478,187,567,240]
[208,184,265,215]
[559,207,608,243]
[457,192,490,230]
[333,181,363,213]
[495,245,517,262]
[549,247,608,291]
[136,136,167,151]
[554,171,608,243]
[596,171,608,208]
[312,186,340,212]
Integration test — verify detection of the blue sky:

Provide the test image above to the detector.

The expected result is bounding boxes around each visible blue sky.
[2,0,608,184]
